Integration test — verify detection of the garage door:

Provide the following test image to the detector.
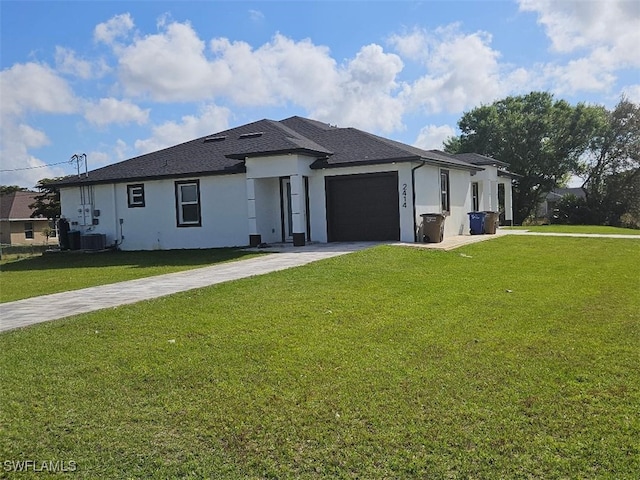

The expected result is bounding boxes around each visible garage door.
[325,172,400,242]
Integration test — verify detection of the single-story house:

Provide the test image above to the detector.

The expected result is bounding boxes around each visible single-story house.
[54,116,514,250]
[0,191,58,246]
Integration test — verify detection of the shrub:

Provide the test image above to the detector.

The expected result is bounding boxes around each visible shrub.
[551,194,593,224]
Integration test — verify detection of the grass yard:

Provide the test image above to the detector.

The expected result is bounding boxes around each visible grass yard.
[0,248,264,303]
[506,224,640,235]
[1,237,639,478]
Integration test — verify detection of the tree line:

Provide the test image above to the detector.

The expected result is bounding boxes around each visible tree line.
[444,92,639,227]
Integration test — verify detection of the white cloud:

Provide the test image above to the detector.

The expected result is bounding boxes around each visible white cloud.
[55,46,110,79]
[621,85,640,104]
[0,63,80,186]
[0,62,79,117]
[118,21,230,102]
[0,122,66,188]
[210,34,340,109]
[392,25,508,114]
[134,103,231,153]
[94,13,134,45]
[388,28,430,62]
[84,98,150,126]
[519,0,639,61]
[310,44,405,133]
[249,9,264,22]
[413,124,457,150]
[55,47,93,79]
[543,59,617,95]
[19,124,50,149]
[519,0,640,95]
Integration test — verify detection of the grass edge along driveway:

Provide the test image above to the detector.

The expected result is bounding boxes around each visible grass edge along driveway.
[1,237,639,478]
[0,248,265,303]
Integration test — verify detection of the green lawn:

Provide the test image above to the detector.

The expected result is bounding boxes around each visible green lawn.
[506,224,640,235]
[1,237,639,478]
[0,248,264,303]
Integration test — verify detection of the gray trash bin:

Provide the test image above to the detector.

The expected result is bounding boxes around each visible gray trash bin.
[483,211,499,234]
[421,213,446,243]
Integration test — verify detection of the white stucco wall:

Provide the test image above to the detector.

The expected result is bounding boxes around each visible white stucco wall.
[61,174,249,250]
[254,177,282,244]
[309,163,415,243]
[413,164,473,239]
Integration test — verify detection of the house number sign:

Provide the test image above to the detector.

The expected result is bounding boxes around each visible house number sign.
[401,183,407,208]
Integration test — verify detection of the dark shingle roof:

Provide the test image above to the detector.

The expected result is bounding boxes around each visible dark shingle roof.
[0,191,40,220]
[54,116,482,186]
[454,152,509,167]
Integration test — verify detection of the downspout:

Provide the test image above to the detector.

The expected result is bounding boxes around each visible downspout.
[411,160,426,242]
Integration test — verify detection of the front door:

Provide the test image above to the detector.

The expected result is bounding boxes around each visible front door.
[281,178,293,242]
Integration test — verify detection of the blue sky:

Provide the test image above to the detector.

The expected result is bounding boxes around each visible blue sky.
[1,0,639,188]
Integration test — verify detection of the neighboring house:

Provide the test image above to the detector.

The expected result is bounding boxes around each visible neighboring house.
[537,187,586,220]
[0,191,58,246]
[54,116,515,250]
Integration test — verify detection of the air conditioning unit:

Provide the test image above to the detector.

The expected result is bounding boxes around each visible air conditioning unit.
[80,233,106,251]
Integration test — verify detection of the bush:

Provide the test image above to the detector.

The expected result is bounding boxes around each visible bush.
[551,194,593,225]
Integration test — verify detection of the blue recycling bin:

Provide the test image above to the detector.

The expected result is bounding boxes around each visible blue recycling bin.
[468,212,486,235]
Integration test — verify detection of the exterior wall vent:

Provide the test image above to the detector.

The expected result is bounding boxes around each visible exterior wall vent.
[238,132,264,139]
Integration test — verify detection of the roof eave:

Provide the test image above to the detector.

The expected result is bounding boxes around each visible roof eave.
[498,169,522,179]
[53,165,247,188]
[226,147,332,160]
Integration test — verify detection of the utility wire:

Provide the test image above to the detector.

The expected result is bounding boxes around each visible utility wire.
[0,159,75,173]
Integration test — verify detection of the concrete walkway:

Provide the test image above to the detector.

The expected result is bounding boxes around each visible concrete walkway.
[2,230,636,333]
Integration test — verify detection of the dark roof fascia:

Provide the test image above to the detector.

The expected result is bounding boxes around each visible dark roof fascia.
[424,158,484,172]
[225,147,333,161]
[53,166,246,188]
[310,155,420,170]
[497,169,522,179]
[455,152,510,168]
[309,155,484,172]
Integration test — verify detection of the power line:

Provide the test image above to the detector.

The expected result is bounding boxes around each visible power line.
[0,158,75,173]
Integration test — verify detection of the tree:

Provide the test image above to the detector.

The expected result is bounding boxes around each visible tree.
[0,185,28,195]
[444,92,601,224]
[580,97,640,227]
[29,178,61,221]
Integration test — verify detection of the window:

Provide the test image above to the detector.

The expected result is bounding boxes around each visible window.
[440,170,450,213]
[471,182,479,212]
[49,219,57,237]
[24,222,34,239]
[175,180,201,227]
[127,184,145,208]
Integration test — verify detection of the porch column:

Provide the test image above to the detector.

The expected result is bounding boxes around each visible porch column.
[504,181,514,225]
[246,178,261,247]
[490,181,498,212]
[289,174,306,246]
[482,179,492,211]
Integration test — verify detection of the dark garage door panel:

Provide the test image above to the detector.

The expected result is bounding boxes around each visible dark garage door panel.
[326,172,400,242]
